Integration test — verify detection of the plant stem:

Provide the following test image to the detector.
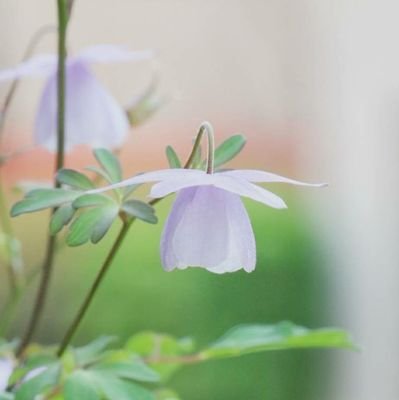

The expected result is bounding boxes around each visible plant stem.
[16,0,69,357]
[57,221,131,357]
[56,125,205,355]
[57,197,162,357]
[0,179,18,294]
[183,121,215,173]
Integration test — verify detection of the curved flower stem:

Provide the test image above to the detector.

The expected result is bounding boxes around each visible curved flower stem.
[16,0,69,357]
[183,121,215,173]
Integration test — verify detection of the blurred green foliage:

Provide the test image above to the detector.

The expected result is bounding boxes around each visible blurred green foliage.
[7,192,331,400]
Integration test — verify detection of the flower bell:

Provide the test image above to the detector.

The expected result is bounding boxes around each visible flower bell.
[90,123,326,274]
[0,45,152,151]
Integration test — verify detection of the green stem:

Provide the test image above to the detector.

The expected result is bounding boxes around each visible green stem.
[55,122,208,356]
[183,121,215,173]
[57,221,131,357]
[16,0,69,357]
[0,26,56,337]
[0,179,18,294]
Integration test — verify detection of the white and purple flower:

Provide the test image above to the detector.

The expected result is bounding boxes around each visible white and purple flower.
[91,168,325,274]
[0,45,152,151]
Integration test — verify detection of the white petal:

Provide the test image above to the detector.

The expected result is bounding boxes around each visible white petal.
[35,61,129,151]
[150,173,214,198]
[161,186,256,273]
[212,175,287,209]
[222,169,327,187]
[76,45,153,64]
[0,358,13,391]
[0,55,57,82]
[88,169,205,194]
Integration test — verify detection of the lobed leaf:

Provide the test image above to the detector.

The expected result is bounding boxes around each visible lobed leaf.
[57,169,95,190]
[15,363,60,400]
[73,336,117,367]
[165,146,181,169]
[72,194,116,209]
[66,205,119,246]
[126,332,194,380]
[121,200,157,224]
[11,189,81,217]
[50,204,75,235]
[91,359,160,383]
[213,134,246,168]
[93,149,122,183]
[90,372,155,400]
[200,322,354,360]
[64,370,101,400]
[85,166,113,184]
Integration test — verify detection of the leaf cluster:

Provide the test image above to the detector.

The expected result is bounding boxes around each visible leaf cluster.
[0,322,353,399]
[10,149,157,247]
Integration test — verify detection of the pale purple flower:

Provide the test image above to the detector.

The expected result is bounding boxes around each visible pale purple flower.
[0,45,152,151]
[91,168,325,273]
[0,358,13,391]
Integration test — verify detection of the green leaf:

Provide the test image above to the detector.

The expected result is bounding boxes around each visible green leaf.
[11,189,81,217]
[85,166,113,183]
[74,336,117,366]
[50,204,75,235]
[92,359,159,383]
[126,332,194,380]
[126,332,194,358]
[95,374,154,400]
[121,200,157,224]
[154,389,181,400]
[165,146,181,169]
[15,363,60,400]
[64,371,101,400]
[72,194,116,209]
[200,322,354,360]
[122,184,142,200]
[93,149,122,183]
[57,169,95,190]
[0,393,14,400]
[213,134,246,168]
[66,205,119,246]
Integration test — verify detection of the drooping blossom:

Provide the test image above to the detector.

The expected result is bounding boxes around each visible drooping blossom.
[0,45,152,151]
[90,168,325,273]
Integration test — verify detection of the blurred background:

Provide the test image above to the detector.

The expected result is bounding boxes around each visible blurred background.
[1,1,399,399]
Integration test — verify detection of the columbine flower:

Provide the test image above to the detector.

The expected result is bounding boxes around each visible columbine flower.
[0,45,152,151]
[91,168,325,273]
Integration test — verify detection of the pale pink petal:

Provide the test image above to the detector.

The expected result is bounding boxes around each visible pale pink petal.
[222,169,327,187]
[161,186,256,273]
[35,60,129,151]
[212,175,287,209]
[0,55,57,82]
[88,168,205,194]
[76,45,153,64]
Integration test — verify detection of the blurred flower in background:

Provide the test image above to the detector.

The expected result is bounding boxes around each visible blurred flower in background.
[0,45,152,151]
